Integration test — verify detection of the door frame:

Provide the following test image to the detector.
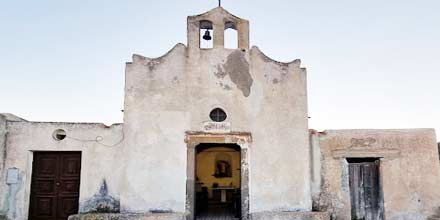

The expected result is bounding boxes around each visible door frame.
[27,151,82,220]
[346,158,384,220]
[185,132,251,220]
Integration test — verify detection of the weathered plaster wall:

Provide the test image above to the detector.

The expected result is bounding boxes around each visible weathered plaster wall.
[309,130,322,211]
[122,39,310,213]
[313,129,440,220]
[122,44,189,213]
[0,120,123,220]
[247,47,310,212]
[2,7,311,218]
[0,116,7,218]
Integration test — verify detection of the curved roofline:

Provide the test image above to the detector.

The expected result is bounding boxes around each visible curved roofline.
[0,113,27,122]
[251,46,301,66]
[130,43,186,64]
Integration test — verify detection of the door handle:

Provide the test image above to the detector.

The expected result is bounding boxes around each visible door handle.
[56,182,61,186]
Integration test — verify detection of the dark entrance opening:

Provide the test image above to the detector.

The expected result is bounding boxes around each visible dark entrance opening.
[347,158,384,220]
[29,152,82,220]
[195,144,241,220]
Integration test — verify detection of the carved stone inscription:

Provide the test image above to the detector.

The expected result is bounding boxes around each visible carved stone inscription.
[350,137,377,148]
[203,122,231,133]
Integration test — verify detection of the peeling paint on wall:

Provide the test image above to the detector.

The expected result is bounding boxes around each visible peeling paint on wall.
[221,50,253,97]
[214,65,227,79]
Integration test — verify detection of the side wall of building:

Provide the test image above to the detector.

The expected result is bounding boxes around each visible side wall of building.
[122,44,189,213]
[0,121,123,220]
[0,116,7,219]
[122,43,311,214]
[313,129,440,220]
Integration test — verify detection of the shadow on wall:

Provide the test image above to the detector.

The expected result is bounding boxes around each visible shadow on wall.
[438,143,440,160]
[80,180,120,213]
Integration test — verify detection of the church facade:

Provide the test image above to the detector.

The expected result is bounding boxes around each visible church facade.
[1,7,440,220]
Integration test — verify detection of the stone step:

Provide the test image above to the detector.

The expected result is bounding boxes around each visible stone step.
[251,211,330,220]
[69,213,186,220]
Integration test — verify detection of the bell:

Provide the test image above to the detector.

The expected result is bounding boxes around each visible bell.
[202,30,212,41]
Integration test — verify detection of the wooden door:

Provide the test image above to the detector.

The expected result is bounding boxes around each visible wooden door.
[349,159,384,220]
[29,152,81,220]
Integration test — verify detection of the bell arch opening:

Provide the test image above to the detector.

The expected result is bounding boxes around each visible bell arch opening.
[224,21,238,49]
[200,20,213,49]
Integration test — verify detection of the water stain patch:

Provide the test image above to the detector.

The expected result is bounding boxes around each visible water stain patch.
[223,50,253,97]
[80,180,120,213]
[214,65,227,79]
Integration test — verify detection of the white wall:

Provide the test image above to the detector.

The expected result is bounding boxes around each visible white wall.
[0,120,123,220]
[121,42,311,213]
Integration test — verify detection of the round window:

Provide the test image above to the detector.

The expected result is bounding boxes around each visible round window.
[52,129,67,141]
[209,108,227,122]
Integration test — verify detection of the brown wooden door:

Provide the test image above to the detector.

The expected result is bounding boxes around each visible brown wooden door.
[348,159,384,220]
[29,152,81,220]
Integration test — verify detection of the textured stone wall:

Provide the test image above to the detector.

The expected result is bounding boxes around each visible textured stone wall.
[313,129,440,220]
[0,116,7,219]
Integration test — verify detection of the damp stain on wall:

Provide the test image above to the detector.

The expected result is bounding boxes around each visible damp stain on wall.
[80,180,120,213]
[215,50,253,97]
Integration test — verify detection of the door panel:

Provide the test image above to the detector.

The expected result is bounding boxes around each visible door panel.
[32,196,57,218]
[29,152,81,220]
[349,159,384,220]
[35,155,58,177]
[57,196,79,220]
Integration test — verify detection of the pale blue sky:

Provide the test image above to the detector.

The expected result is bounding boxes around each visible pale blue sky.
[1,0,439,140]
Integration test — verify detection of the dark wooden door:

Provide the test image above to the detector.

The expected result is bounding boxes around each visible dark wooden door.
[29,152,81,220]
[349,159,384,220]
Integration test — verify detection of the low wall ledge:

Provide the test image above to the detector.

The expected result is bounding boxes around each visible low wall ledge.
[68,213,186,220]
[250,211,330,220]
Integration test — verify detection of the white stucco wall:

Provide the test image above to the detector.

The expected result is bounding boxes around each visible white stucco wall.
[121,39,311,213]
[0,120,123,220]
[1,7,310,218]
[2,8,439,220]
